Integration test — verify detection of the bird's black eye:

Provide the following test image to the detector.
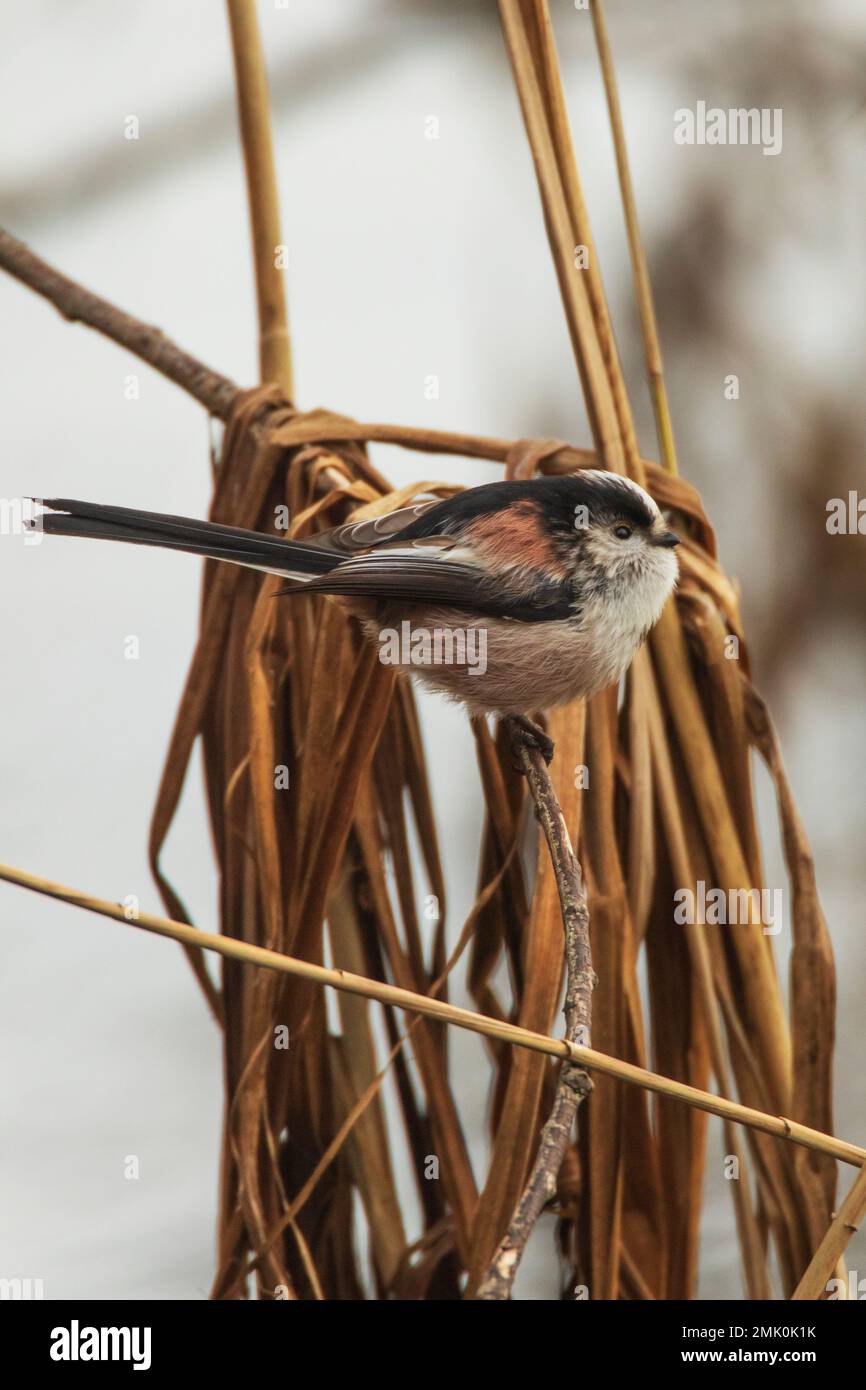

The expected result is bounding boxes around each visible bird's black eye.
[613,524,632,540]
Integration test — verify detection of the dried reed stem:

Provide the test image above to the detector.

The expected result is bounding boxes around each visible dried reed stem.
[477,724,594,1299]
[226,0,293,394]
[791,1164,866,1300]
[589,0,679,475]
[644,671,771,1300]
[498,0,625,470]
[1,857,862,1173]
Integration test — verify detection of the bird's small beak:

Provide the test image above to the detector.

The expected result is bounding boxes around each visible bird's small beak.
[654,530,680,548]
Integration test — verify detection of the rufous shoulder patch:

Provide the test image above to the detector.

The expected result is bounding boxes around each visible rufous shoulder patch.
[467,501,567,575]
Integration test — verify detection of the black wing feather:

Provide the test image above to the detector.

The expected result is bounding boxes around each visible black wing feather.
[294,551,575,621]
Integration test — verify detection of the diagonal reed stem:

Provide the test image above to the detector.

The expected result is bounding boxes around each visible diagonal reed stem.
[791,1163,866,1300]
[0,857,862,1173]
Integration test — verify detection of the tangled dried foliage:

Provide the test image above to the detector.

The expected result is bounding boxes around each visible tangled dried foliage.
[0,0,844,1300]
[142,383,833,1299]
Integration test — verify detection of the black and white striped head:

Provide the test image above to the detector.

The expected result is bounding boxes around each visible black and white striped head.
[564,470,679,580]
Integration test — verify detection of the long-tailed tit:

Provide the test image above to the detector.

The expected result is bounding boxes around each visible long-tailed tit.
[37,472,678,731]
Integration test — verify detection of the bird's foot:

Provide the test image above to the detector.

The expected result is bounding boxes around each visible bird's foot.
[506,715,556,769]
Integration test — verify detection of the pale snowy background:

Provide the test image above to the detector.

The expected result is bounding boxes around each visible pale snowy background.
[1,0,864,1300]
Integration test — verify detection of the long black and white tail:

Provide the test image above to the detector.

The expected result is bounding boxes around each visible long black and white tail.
[37,498,337,582]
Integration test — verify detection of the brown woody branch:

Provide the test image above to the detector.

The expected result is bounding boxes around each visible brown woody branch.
[0,226,239,419]
[476,721,595,1300]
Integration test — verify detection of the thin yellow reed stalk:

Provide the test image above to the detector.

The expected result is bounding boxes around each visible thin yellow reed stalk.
[226,0,293,393]
[1,858,862,1172]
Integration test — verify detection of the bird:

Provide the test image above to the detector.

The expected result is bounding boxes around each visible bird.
[36,472,678,757]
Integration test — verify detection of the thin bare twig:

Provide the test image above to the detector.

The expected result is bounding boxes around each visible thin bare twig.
[0,227,239,418]
[477,723,594,1300]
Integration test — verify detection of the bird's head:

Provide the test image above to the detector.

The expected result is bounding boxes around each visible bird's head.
[566,470,680,591]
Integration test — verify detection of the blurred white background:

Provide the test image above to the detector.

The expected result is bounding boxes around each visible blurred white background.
[1,0,864,1299]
